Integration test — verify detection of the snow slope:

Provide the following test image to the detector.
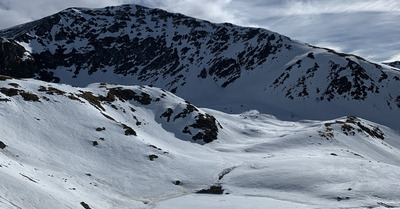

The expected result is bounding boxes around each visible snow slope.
[1,77,400,208]
[0,4,399,131]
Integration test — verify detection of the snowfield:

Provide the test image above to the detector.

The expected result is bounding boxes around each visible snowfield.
[151,194,311,209]
[1,77,400,208]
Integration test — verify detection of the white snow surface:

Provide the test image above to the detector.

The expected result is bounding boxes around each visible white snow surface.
[151,194,311,209]
[16,41,32,53]
[0,78,400,208]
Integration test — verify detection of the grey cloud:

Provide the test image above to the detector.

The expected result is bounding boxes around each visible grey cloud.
[0,8,31,29]
[0,0,126,29]
[127,0,238,24]
[225,0,400,62]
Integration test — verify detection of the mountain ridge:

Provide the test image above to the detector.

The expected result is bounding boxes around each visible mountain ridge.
[384,61,400,69]
[0,4,399,132]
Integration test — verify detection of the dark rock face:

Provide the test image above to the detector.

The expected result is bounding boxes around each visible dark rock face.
[190,113,219,143]
[159,101,221,143]
[322,59,380,101]
[80,202,92,209]
[196,185,224,194]
[0,39,38,78]
[0,39,59,82]
[0,141,6,149]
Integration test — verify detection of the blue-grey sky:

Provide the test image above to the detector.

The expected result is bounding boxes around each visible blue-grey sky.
[0,0,399,62]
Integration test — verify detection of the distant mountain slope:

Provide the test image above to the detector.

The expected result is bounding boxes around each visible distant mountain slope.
[0,4,400,130]
[1,77,400,208]
[384,61,400,69]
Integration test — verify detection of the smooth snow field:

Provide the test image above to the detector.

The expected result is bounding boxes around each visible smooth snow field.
[151,194,311,209]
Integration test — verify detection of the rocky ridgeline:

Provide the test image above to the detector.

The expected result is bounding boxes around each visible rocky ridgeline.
[0,4,291,90]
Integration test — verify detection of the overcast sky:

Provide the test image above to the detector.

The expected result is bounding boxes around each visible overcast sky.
[0,0,399,62]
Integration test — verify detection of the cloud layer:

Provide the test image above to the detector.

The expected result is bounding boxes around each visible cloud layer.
[0,0,399,62]
[225,0,400,62]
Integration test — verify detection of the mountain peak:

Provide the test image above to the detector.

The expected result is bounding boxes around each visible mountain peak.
[0,3,291,87]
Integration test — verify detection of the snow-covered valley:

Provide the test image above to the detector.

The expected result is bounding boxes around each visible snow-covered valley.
[1,77,400,208]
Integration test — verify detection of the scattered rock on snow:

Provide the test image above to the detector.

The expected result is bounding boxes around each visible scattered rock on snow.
[0,141,6,149]
[95,127,106,131]
[149,154,158,161]
[80,201,92,209]
[196,185,224,194]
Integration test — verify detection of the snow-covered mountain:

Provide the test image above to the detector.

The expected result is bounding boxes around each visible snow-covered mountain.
[0,4,399,131]
[1,76,400,208]
[1,4,400,209]
[384,61,400,69]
